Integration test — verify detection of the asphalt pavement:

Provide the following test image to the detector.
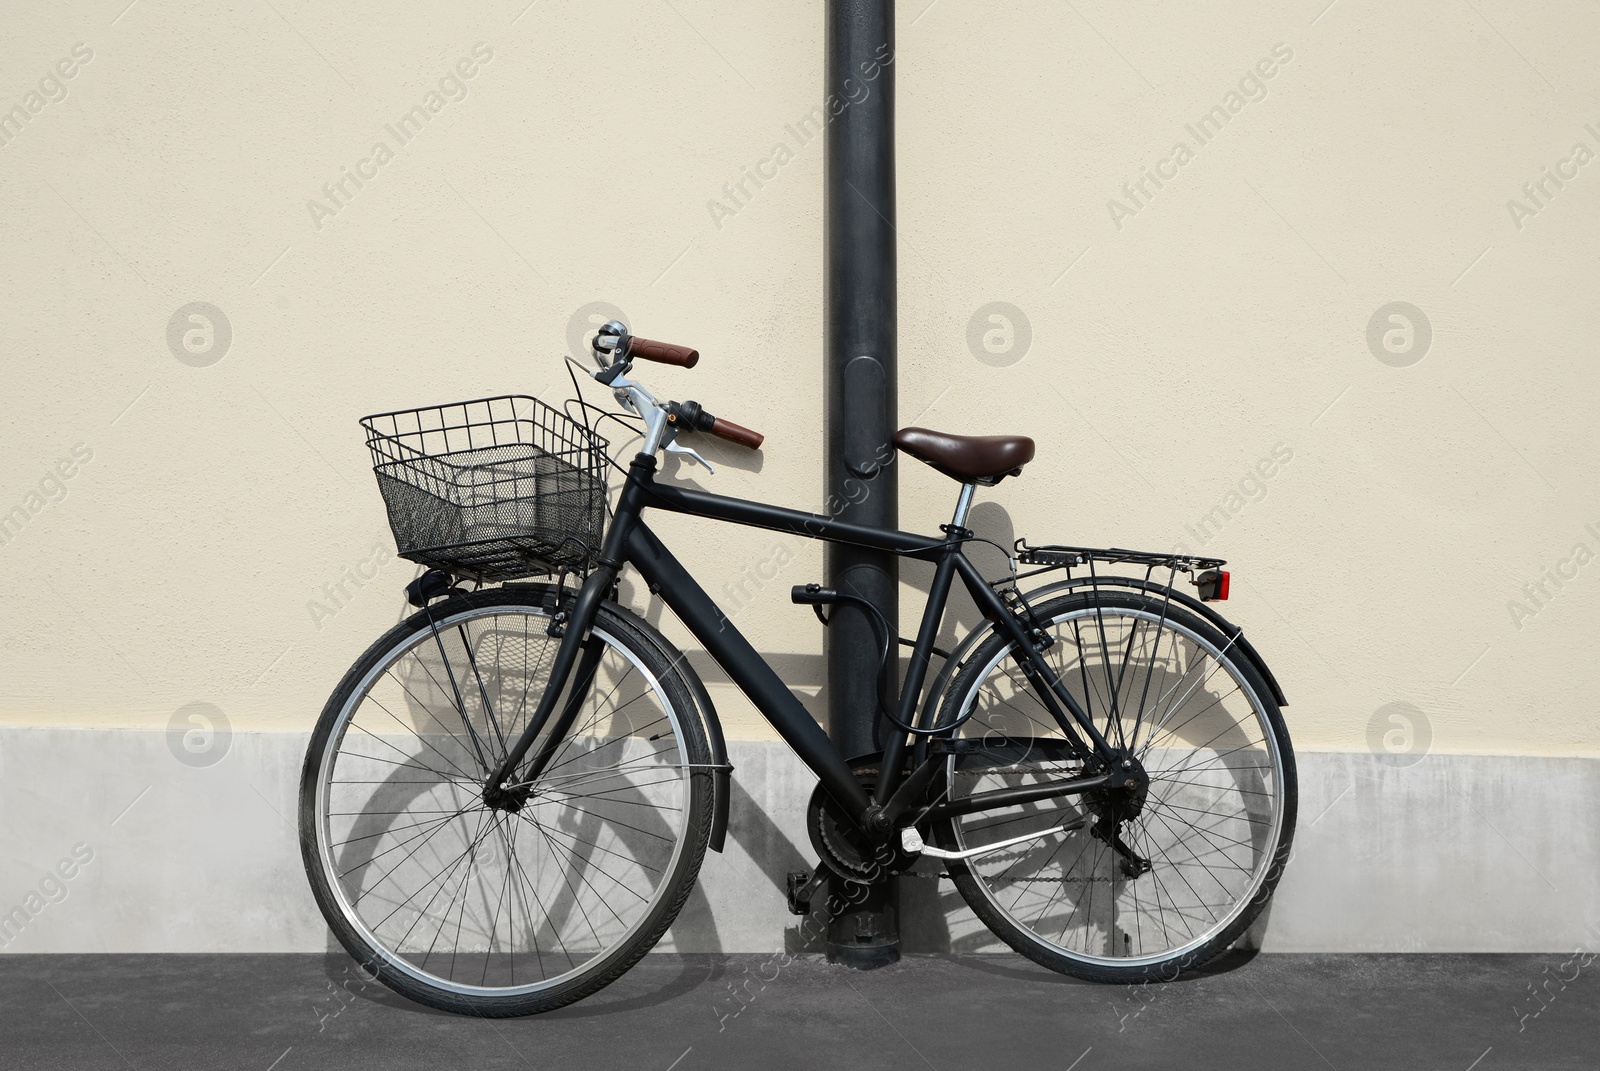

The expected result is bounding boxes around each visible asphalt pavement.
[0,952,1591,1070]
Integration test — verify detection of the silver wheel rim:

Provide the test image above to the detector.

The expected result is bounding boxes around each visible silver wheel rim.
[948,604,1286,968]
[313,602,692,998]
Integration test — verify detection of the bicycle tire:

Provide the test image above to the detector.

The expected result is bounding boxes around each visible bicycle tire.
[298,584,714,1016]
[931,589,1296,982]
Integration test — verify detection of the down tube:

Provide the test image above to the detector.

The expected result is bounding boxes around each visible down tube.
[624,523,873,819]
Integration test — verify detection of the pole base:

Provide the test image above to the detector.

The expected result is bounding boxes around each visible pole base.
[825,875,900,970]
[826,940,901,970]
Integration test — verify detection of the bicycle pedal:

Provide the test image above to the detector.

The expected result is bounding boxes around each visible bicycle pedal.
[785,870,824,916]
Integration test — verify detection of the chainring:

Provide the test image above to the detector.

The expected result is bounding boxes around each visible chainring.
[806,756,920,882]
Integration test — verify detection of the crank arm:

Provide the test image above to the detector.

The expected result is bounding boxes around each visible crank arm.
[900,818,1086,862]
[785,866,831,916]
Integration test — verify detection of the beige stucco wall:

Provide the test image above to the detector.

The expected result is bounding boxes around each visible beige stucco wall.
[2,1,1595,759]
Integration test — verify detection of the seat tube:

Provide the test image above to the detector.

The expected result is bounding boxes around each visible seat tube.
[875,487,974,802]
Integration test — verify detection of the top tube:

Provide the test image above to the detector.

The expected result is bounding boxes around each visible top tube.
[633,463,951,561]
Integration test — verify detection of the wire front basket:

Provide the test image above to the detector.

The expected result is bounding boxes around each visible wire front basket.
[361,395,608,583]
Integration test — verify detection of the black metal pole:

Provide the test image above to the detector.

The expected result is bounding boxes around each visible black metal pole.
[823,0,898,969]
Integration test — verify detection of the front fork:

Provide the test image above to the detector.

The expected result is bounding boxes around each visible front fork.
[482,564,615,808]
[483,458,660,805]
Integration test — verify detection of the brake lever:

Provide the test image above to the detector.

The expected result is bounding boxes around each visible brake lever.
[664,438,715,474]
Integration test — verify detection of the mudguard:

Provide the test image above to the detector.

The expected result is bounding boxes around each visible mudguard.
[919,573,1288,727]
[626,614,732,853]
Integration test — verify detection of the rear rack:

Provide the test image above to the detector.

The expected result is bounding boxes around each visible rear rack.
[1014,540,1226,575]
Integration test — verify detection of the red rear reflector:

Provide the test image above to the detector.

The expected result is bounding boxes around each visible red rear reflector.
[1196,569,1230,602]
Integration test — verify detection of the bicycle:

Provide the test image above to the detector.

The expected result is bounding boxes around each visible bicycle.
[297,321,1297,1016]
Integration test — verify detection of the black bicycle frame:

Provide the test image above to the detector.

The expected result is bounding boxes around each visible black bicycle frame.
[487,454,1120,831]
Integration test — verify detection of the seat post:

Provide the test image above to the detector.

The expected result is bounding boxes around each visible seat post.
[951,482,976,529]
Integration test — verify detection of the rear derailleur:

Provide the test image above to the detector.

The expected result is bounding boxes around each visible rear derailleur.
[1085,750,1153,879]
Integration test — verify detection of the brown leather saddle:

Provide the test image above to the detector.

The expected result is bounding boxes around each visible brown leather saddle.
[893,427,1035,485]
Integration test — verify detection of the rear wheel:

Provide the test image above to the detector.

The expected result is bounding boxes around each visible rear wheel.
[932,589,1295,982]
[298,585,713,1016]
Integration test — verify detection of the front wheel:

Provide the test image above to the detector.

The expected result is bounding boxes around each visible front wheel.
[298,585,714,1016]
[932,589,1296,982]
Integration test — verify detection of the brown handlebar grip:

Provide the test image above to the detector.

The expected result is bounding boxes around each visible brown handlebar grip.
[624,336,699,368]
[710,417,764,450]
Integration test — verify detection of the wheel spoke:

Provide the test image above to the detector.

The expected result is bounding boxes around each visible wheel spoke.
[306,596,704,1005]
[946,592,1291,973]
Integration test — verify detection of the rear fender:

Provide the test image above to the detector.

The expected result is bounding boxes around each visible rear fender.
[919,574,1287,726]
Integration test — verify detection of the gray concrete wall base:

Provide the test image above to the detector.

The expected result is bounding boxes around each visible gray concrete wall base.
[1,728,1594,953]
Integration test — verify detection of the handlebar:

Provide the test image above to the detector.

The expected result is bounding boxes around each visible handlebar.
[624,336,699,368]
[592,322,762,454]
[671,400,764,450]
[708,416,764,449]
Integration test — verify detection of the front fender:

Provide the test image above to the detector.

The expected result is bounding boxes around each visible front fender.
[622,612,732,854]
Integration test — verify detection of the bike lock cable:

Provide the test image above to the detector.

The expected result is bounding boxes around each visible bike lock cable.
[822,589,978,738]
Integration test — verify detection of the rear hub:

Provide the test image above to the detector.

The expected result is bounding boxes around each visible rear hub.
[1085,750,1152,878]
[1088,750,1149,822]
